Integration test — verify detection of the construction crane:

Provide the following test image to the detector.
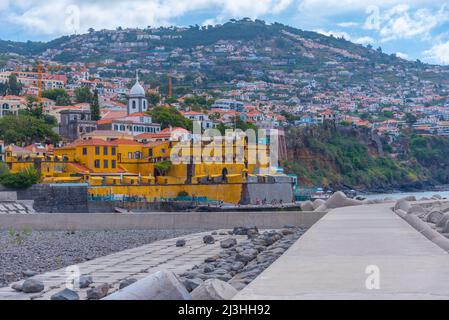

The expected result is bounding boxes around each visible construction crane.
[37,63,43,103]
[168,75,173,98]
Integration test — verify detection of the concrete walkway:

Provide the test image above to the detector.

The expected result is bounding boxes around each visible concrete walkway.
[235,203,449,299]
[0,230,244,300]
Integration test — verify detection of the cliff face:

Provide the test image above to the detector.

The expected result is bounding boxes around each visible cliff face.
[283,124,436,191]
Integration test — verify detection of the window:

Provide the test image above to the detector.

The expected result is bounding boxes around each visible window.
[103,160,108,168]
[111,147,116,156]
[135,151,141,159]
[103,146,108,155]
[82,147,87,155]
[94,160,100,168]
[149,148,153,157]
[95,146,100,155]
[111,160,116,168]
[132,100,136,109]
[128,152,133,159]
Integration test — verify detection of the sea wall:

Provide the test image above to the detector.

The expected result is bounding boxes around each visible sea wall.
[0,211,325,231]
[16,184,89,213]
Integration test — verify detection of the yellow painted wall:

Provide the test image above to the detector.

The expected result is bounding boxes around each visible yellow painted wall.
[89,183,243,204]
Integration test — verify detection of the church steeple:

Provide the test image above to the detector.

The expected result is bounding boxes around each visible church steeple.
[127,70,148,115]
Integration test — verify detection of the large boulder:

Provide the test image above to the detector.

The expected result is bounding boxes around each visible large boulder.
[300,201,314,211]
[407,205,425,215]
[314,204,328,212]
[399,196,417,202]
[21,279,44,293]
[324,191,363,209]
[191,279,238,300]
[220,238,237,249]
[440,203,449,213]
[87,283,109,300]
[312,199,325,210]
[404,214,429,232]
[394,199,411,212]
[426,210,444,224]
[103,270,191,300]
[395,209,407,218]
[436,213,449,228]
[51,288,80,300]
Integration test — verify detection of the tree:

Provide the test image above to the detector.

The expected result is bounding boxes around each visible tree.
[149,106,192,130]
[5,74,22,95]
[0,167,41,189]
[154,160,172,176]
[0,115,60,145]
[146,92,161,106]
[404,113,417,128]
[74,86,93,103]
[90,89,100,121]
[42,89,71,105]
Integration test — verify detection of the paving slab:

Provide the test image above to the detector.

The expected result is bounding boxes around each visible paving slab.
[2,230,245,300]
[235,203,449,300]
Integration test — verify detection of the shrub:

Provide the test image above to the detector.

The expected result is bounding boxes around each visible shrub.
[0,166,41,189]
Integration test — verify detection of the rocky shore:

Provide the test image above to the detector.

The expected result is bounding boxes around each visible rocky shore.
[0,229,208,288]
[178,225,307,292]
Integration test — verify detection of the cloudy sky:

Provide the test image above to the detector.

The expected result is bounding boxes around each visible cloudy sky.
[1,0,449,64]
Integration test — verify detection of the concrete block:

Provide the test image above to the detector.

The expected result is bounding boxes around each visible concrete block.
[103,270,191,300]
[191,279,238,300]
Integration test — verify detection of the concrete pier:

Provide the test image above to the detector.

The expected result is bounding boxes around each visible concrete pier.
[235,203,449,299]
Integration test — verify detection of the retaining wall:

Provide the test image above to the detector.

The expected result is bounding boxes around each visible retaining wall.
[0,211,325,231]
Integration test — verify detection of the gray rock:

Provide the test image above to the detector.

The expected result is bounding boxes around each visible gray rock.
[119,278,137,290]
[233,226,259,236]
[191,279,238,300]
[87,283,109,300]
[220,238,237,248]
[219,232,227,235]
[432,194,442,200]
[74,275,93,289]
[204,256,217,263]
[11,283,23,292]
[203,235,215,244]
[230,262,245,271]
[22,270,38,278]
[22,278,44,293]
[281,229,294,235]
[182,278,203,292]
[203,266,214,273]
[235,249,258,263]
[176,239,186,247]
[51,288,80,300]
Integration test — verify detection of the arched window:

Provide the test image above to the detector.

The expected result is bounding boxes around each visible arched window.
[132,100,136,109]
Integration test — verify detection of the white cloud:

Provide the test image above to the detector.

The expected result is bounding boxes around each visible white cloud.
[395,51,409,59]
[378,4,449,42]
[4,0,294,37]
[315,29,375,46]
[424,41,449,65]
[315,29,351,40]
[337,22,359,27]
[354,36,375,45]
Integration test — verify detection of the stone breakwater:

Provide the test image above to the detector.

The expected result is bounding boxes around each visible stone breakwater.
[393,194,449,251]
[178,225,308,293]
[299,191,388,213]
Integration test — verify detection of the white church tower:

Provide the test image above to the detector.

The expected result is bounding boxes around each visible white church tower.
[127,71,148,115]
